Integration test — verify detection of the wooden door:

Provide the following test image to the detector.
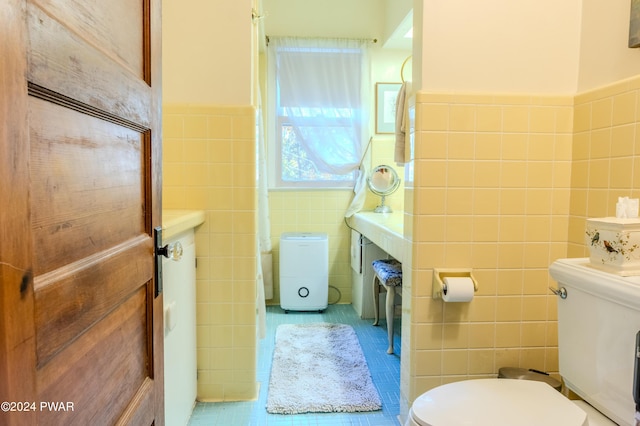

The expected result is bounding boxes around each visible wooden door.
[0,0,163,425]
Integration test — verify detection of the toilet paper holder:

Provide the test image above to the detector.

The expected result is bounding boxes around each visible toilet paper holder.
[432,268,478,299]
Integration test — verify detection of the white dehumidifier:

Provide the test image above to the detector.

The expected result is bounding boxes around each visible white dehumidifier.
[279,232,328,313]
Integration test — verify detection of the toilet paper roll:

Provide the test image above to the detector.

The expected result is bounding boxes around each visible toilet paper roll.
[442,277,475,302]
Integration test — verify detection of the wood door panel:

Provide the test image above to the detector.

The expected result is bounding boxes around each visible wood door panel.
[0,2,38,424]
[34,235,152,366]
[116,377,155,426]
[27,3,150,128]
[1,0,163,423]
[29,98,147,276]
[33,0,144,75]
[37,287,151,425]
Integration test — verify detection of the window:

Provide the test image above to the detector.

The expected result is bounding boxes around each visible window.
[267,38,369,188]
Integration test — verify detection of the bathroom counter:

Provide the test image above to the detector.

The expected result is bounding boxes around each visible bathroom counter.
[351,211,405,262]
[162,209,206,242]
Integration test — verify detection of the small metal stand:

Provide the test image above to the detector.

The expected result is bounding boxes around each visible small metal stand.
[374,195,392,213]
[367,165,401,213]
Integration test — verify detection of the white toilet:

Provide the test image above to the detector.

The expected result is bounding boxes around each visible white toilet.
[405,257,640,426]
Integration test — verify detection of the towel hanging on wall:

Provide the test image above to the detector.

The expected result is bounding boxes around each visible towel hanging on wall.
[394,81,409,165]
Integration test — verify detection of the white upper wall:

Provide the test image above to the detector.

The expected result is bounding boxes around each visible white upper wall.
[162,0,253,105]
[578,0,640,92]
[163,0,640,105]
[262,0,413,49]
[414,0,640,95]
[263,0,384,41]
[414,0,582,95]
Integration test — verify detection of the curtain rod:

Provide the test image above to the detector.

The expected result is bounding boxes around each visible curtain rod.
[265,35,378,47]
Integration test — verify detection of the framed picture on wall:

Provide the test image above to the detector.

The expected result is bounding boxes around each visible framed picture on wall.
[375,82,402,134]
[630,0,640,47]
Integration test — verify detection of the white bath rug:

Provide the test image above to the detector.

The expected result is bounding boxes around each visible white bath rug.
[266,322,382,414]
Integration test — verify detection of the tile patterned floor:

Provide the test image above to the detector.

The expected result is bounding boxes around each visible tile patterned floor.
[188,304,402,425]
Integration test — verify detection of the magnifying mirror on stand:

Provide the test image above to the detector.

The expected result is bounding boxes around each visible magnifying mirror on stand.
[367,165,401,213]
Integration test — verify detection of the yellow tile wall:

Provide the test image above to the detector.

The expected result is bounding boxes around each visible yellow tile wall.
[568,76,640,255]
[268,190,354,305]
[161,76,640,409]
[402,92,574,408]
[267,137,405,306]
[163,104,258,401]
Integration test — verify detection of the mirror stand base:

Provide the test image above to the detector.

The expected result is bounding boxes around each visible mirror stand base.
[374,205,392,213]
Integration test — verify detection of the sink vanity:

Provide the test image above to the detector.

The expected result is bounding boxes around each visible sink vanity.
[350,211,405,320]
[350,211,404,262]
[163,209,206,241]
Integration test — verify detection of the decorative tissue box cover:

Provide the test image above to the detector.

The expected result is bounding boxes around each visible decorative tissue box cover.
[585,217,640,275]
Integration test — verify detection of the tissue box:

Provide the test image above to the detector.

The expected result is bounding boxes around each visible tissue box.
[585,217,640,275]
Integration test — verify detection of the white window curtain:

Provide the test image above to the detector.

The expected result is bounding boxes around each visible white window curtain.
[267,37,370,186]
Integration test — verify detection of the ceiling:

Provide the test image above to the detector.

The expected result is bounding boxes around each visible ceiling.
[259,0,413,51]
[384,11,413,50]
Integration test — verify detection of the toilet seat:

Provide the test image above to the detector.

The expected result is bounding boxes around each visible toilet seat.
[408,379,588,426]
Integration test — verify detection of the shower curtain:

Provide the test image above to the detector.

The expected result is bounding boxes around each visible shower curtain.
[257,90,271,339]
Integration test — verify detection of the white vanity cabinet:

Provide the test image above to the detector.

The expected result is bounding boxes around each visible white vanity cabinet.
[162,210,204,426]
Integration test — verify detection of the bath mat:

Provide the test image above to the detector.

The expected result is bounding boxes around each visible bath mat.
[266,323,382,414]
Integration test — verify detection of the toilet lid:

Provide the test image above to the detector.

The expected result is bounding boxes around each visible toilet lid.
[410,379,588,426]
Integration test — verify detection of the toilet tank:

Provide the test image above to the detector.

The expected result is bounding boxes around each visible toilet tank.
[550,258,640,426]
